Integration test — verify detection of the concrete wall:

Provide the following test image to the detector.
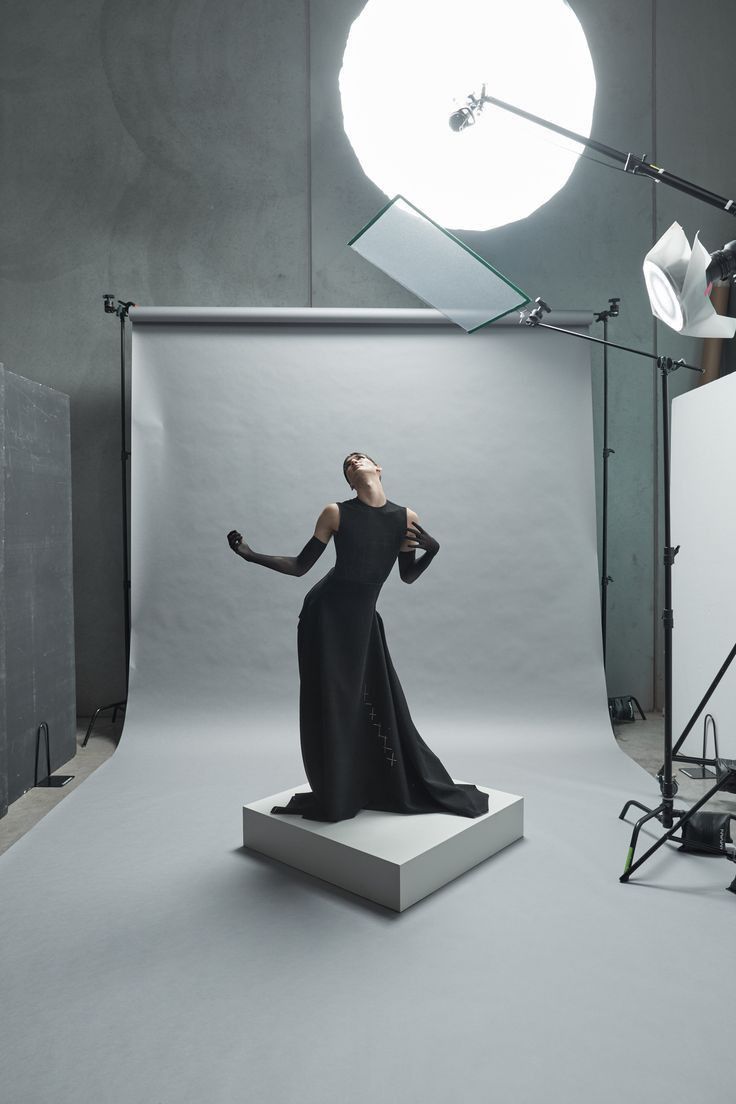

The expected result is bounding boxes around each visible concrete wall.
[1,369,76,809]
[1,0,734,714]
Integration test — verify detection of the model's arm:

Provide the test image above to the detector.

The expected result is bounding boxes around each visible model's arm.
[398,508,440,584]
[227,504,338,577]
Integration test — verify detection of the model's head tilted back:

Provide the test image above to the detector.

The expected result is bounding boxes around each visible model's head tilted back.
[343,452,381,489]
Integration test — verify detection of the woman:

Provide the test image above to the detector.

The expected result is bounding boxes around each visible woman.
[227,452,488,822]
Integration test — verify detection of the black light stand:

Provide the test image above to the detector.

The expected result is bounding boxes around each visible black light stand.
[618,356,695,842]
[518,301,708,879]
[595,298,619,665]
[594,298,645,724]
[618,378,736,881]
[82,296,135,748]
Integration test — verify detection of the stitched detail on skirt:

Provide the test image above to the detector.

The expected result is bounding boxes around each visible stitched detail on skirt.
[362,683,396,766]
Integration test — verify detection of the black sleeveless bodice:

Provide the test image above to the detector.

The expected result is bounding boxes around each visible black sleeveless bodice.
[271,495,490,823]
[332,497,406,587]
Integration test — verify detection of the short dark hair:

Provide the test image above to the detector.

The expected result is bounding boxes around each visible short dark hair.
[343,452,380,486]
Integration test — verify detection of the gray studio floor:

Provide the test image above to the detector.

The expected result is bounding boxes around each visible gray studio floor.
[2,711,732,857]
[2,704,735,1104]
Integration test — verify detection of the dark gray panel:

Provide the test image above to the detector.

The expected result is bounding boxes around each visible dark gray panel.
[0,367,6,817]
[2,368,75,806]
[724,284,736,377]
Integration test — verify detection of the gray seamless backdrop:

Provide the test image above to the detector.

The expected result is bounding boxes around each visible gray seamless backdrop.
[129,310,607,734]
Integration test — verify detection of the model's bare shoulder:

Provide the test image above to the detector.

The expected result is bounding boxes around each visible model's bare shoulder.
[314,502,340,543]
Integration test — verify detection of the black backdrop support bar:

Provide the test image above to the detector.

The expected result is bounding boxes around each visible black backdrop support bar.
[595,298,620,667]
[85,296,135,746]
[119,304,132,690]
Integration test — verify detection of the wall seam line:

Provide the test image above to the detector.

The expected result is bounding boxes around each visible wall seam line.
[306,0,313,308]
[651,0,660,712]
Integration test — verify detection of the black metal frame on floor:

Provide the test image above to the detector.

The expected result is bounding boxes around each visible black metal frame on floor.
[673,706,721,779]
[620,757,736,884]
[34,722,74,788]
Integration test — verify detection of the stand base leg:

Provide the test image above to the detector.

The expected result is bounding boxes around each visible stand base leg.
[620,802,668,880]
[619,799,652,821]
[620,773,734,883]
[35,774,74,788]
[680,766,717,779]
[82,702,126,747]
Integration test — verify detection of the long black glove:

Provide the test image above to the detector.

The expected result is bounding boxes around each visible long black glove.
[398,522,440,584]
[227,530,327,577]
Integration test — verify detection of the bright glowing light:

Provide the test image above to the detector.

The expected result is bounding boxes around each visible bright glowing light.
[339,0,597,231]
[643,261,684,332]
[643,222,736,338]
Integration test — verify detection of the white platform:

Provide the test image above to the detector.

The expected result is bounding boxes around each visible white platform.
[242,782,523,911]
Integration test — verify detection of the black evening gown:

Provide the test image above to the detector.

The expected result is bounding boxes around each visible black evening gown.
[270,497,489,822]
